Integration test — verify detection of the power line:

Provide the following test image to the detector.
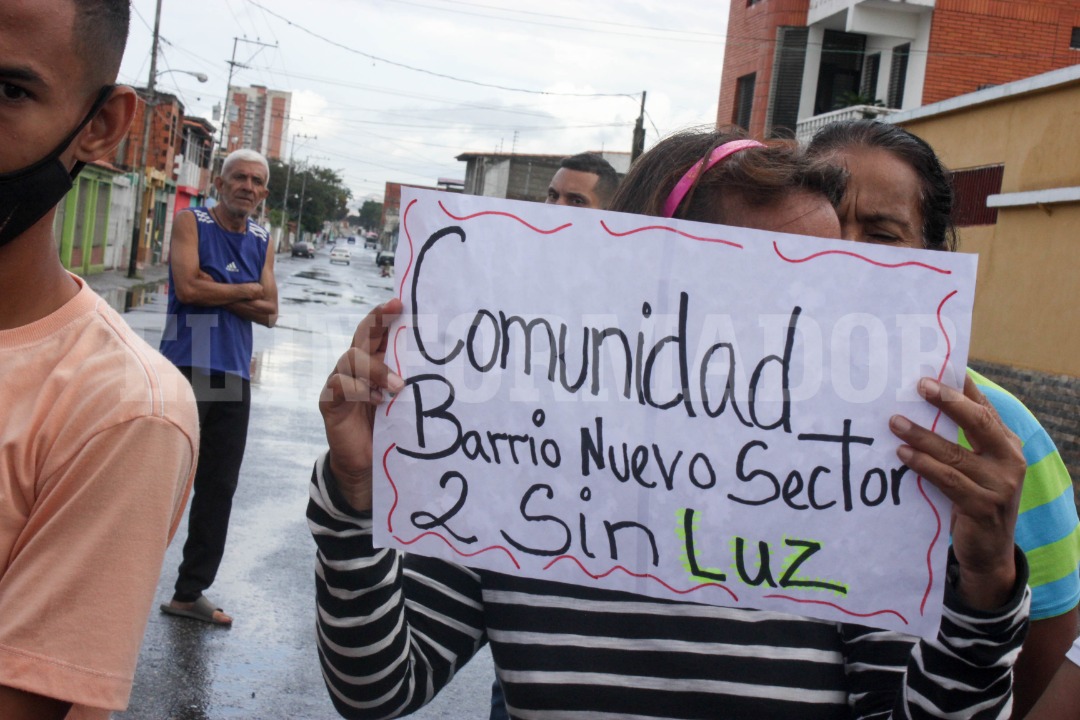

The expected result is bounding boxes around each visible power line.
[377,0,727,45]
[245,0,638,97]
[314,146,460,177]
[400,0,728,40]
[382,0,1080,61]
[241,65,631,122]
[329,117,631,131]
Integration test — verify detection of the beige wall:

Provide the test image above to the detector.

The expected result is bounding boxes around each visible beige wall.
[897,81,1080,377]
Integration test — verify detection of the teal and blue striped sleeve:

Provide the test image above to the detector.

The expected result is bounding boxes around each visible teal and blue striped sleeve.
[962,369,1080,620]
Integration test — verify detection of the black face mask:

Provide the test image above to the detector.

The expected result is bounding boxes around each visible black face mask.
[0,85,115,248]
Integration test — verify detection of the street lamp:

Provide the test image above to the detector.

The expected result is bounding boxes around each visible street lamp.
[158,69,209,83]
[126,0,208,277]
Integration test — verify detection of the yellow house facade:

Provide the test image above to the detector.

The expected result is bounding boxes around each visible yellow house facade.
[887,65,1080,378]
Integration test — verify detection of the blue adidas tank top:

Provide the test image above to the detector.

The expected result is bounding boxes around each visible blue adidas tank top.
[159,207,269,379]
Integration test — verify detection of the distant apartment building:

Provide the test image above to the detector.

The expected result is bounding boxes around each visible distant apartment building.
[717,0,1080,140]
[224,84,291,159]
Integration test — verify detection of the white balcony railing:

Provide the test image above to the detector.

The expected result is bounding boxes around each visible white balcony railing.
[795,105,899,144]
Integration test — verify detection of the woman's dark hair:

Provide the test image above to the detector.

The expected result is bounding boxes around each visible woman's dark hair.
[609,127,845,225]
[807,120,958,251]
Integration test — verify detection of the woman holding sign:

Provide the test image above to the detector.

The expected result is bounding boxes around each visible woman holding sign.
[808,119,1080,718]
[310,129,1030,719]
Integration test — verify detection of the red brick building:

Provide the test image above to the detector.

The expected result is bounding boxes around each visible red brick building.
[111,89,187,266]
[175,117,217,212]
[923,0,1079,104]
[380,180,464,246]
[113,88,183,175]
[717,0,1080,139]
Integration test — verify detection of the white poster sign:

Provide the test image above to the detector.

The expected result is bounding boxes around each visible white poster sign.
[372,188,977,638]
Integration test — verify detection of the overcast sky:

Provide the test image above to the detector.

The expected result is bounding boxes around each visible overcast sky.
[119,0,731,207]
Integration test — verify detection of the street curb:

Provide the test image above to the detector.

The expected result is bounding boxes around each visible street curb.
[79,249,293,295]
[79,265,171,295]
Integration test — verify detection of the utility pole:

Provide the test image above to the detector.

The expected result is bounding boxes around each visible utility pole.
[126,0,162,278]
[280,131,315,240]
[631,91,647,163]
[212,36,277,184]
[295,167,309,244]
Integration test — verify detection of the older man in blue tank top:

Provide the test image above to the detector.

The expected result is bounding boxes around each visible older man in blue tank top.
[159,149,278,625]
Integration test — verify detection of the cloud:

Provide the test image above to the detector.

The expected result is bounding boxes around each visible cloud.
[123,0,732,198]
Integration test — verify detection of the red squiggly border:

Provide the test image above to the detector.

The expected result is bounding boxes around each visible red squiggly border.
[397,199,418,301]
[383,444,399,532]
[383,443,522,570]
[387,194,957,623]
[763,594,908,625]
[544,555,739,602]
[916,290,957,614]
[394,532,522,570]
[772,241,953,275]
[439,200,573,234]
[600,220,743,249]
[391,326,406,385]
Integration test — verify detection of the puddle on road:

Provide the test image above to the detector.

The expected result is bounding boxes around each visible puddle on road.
[282,296,336,305]
[282,287,348,306]
[100,280,169,314]
[293,269,341,285]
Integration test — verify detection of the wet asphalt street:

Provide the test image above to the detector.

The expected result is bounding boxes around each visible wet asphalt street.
[104,244,494,719]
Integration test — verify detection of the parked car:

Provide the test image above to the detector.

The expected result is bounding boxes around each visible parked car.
[330,246,351,265]
[363,233,378,249]
[346,235,357,244]
[291,241,314,258]
[375,250,394,268]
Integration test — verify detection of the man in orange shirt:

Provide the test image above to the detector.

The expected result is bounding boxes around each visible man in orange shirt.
[0,1,198,718]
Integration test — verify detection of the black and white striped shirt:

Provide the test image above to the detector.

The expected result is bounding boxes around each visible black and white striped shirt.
[309,455,1030,720]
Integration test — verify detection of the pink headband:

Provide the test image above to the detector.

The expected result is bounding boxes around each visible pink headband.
[661,139,766,218]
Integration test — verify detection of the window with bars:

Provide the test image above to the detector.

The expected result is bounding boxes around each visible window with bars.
[814,30,867,115]
[1071,27,1080,49]
[860,53,880,102]
[951,164,1004,227]
[733,73,756,131]
[767,27,808,137]
[888,43,910,108]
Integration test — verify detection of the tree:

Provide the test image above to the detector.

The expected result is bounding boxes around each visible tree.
[358,200,383,232]
[265,159,351,235]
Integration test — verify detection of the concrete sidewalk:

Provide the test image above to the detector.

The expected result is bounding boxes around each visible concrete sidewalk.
[80,264,171,295]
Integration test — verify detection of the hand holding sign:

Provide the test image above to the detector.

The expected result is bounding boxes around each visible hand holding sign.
[890,375,1024,611]
[319,298,405,512]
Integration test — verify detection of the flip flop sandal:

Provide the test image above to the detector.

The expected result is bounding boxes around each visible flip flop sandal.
[160,595,232,626]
